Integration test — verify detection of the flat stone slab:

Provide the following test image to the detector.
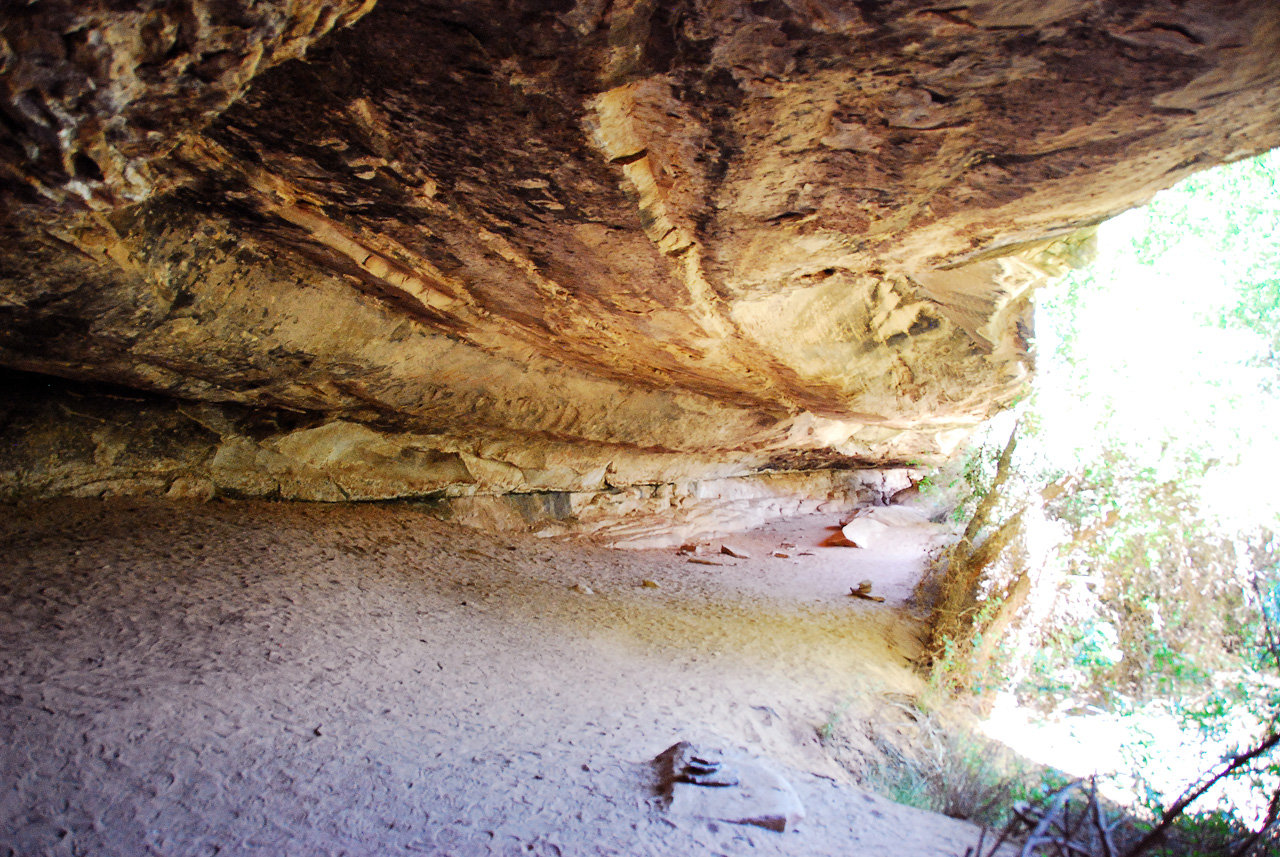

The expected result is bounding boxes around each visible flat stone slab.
[655,741,805,833]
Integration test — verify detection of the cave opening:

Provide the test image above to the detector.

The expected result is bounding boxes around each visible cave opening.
[924,147,1280,847]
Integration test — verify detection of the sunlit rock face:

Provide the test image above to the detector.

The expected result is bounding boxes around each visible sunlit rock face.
[1,0,1278,504]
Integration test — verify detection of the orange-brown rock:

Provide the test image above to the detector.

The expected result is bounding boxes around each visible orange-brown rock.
[1,1,1278,504]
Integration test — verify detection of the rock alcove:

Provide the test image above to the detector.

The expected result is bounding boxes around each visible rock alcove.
[2,0,1279,538]
[4,6,1280,852]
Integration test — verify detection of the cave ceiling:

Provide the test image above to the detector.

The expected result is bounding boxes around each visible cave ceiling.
[1,0,1279,500]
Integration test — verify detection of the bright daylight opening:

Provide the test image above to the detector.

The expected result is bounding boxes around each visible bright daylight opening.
[970,148,1280,832]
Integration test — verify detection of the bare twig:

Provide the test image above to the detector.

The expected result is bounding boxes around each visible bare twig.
[974,778,1130,857]
[1089,778,1116,857]
[975,802,1033,857]
[1022,781,1085,857]
[971,827,986,857]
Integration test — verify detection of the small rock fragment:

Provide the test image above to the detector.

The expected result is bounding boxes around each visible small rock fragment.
[570,583,594,594]
[819,531,859,548]
[848,580,885,602]
[772,552,790,559]
[720,544,750,559]
[641,579,661,589]
[688,558,725,566]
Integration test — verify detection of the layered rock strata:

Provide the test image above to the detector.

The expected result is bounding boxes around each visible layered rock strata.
[1,1,1278,511]
[0,371,910,545]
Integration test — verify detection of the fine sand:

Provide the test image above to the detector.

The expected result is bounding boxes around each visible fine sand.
[1,499,983,856]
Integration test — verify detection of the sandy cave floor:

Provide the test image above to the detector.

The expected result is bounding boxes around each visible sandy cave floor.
[0,499,988,856]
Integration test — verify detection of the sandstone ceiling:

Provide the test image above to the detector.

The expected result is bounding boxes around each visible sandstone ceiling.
[1,0,1279,506]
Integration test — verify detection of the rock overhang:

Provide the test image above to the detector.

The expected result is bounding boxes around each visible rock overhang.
[1,0,1278,509]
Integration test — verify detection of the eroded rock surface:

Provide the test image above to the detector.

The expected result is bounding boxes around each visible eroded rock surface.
[2,1,1278,503]
[0,370,911,544]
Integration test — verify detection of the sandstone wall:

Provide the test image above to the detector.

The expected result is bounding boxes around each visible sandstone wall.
[2,1,1278,511]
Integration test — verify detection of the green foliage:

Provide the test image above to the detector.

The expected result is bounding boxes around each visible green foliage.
[1139,808,1261,857]
[1020,457,1264,705]
[928,597,1019,700]
[1128,149,1279,281]
[1152,150,1280,390]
